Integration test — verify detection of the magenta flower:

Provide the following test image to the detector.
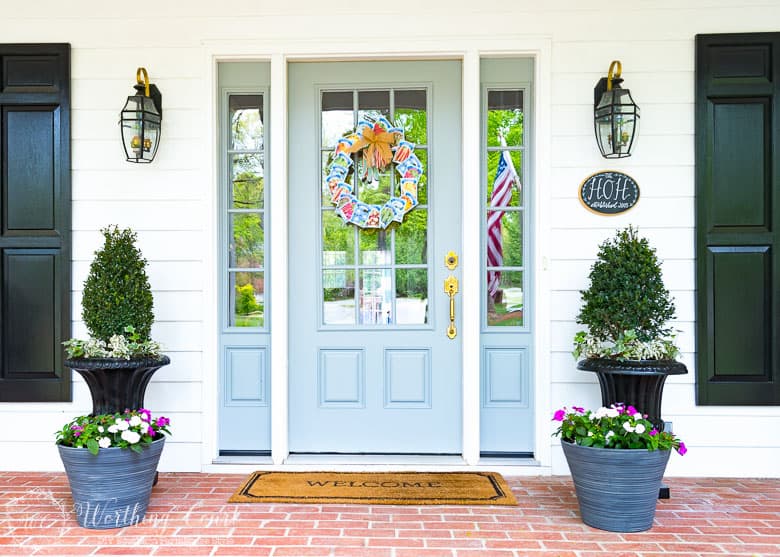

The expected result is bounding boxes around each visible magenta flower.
[552,409,566,422]
[155,416,170,427]
[677,442,688,456]
[649,428,659,436]
[572,406,585,413]
[139,408,152,422]
[147,425,155,436]
[626,405,638,416]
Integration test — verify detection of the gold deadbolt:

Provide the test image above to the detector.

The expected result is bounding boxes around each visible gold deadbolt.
[445,251,458,270]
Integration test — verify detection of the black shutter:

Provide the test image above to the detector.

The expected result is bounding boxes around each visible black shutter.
[696,33,780,405]
[0,44,71,402]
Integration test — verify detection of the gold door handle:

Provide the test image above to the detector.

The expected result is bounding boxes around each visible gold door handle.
[444,275,458,339]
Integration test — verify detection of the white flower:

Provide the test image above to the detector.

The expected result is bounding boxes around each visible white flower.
[605,431,615,441]
[107,424,119,433]
[121,430,141,444]
[115,419,129,431]
[635,423,646,434]
[98,437,112,449]
[129,415,143,427]
[606,408,620,418]
[587,431,593,437]
[623,422,634,432]
[593,407,609,419]
[97,426,104,433]
[633,412,643,419]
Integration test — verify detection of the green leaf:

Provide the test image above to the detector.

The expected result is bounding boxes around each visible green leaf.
[87,439,99,455]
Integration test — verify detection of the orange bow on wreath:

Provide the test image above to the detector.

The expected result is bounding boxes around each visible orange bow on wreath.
[348,123,396,170]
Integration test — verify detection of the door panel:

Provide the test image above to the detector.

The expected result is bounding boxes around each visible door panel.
[288,61,462,453]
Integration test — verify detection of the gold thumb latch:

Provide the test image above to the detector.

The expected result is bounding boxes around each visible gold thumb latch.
[444,275,458,339]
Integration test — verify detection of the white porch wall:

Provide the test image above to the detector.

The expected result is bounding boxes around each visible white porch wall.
[0,0,778,476]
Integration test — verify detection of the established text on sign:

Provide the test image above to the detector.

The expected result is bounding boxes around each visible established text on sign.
[579,170,640,215]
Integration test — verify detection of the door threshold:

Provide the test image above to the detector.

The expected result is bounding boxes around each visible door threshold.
[213,454,274,465]
[285,453,466,465]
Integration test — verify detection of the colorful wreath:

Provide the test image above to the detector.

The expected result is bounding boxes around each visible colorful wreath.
[324,116,423,229]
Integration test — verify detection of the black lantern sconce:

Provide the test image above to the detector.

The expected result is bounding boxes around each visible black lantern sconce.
[119,67,162,163]
[594,60,640,158]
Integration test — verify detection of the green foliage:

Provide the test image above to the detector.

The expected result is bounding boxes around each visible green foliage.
[56,409,171,455]
[574,226,678,360]
[235,283,261,315]
[82,226,154,343]
[552,404,686,454]
[63,326,162,360]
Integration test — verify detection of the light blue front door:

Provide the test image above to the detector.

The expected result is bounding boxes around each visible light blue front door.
[288,61,462,453]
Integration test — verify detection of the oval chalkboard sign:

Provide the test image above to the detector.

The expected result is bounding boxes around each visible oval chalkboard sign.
[579,171,640,215]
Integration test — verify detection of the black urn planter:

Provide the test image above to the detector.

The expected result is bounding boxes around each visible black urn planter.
[577,357,687,431]
[65,355,171,416]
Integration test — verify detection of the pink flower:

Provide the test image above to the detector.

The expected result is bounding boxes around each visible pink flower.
[626,405,638,416]
[677,442,688,456]
[147,426,155,436]
[572,406,585,413]
[649,428,659,436]
[155,416,170,427]
[139,408,152,422]
[552,409,566,422]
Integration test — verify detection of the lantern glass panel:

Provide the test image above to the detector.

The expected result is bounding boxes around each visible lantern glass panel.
[595,89,639,158]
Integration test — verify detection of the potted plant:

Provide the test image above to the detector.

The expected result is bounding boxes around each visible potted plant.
[56,408,171,528]
[573,226,687,429]
[553,404,686,532]
[63,226,169,415]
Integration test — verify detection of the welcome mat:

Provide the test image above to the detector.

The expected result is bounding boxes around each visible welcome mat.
[228,471,517,505]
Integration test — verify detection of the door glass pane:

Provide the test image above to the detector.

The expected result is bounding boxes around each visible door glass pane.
[229,95,263,150]
[395,209,427,264]
[413,149,428,204]
[487,270,523,327]
[359,269,392,325]
[486,151,521,207]
[395,89,427,145]
[323,270,356,325]
[486,210,523,267]
[230,271,264,327]
[358,90,390,123]
[487,90,523,147]
[231,154,264,209]
[230,213,264,268]
[322,210,355,265]
[322,91,354,148]
[359,229,391,265]
[396,269,428,325]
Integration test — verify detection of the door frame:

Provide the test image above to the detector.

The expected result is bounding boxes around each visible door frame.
[202,40,553,471]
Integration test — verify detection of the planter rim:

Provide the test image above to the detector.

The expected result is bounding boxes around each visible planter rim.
[64,354,170,370]
[561,439,671,455]
[577,357,687,376]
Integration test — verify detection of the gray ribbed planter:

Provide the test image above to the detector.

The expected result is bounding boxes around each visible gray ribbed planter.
[562,440,670,532]
[57,437,165,529]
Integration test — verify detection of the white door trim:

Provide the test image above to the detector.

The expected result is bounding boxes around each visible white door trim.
[202,36,553,472]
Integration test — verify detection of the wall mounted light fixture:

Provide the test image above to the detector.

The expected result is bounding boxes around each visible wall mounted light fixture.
[119,67,162,163]
[594,60,639,158]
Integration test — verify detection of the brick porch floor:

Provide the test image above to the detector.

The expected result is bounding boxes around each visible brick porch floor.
[0,473,778,556]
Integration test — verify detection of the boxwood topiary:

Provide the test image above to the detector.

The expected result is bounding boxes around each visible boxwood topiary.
[82,226,154,343]
[574,226,678,360]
